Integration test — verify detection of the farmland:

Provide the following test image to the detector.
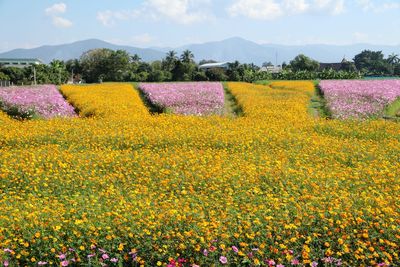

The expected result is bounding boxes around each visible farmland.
[0,81,399,266]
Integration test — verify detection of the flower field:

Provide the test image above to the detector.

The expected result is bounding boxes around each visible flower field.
[138,82,225,115]
[0,82,399,266]
[0,85,76,119]
[319,80,400,119]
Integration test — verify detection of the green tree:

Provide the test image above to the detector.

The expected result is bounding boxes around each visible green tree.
[0,72,9,81]
[289,54,320,72]
[205,68,228,81]
[162,50,178,72]
[181,50,194,64]
[353,50,392,75]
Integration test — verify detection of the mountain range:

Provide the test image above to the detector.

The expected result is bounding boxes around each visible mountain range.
[1,37,399,66]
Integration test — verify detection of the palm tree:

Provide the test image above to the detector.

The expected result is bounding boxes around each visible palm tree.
[131,54,142,63]
[163,50,178,71]
[181,50,194,64]
[387,53,400,65]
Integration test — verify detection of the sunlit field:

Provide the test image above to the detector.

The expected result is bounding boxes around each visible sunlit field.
[0,82,399,266]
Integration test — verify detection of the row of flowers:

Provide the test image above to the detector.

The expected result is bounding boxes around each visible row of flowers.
[138,82,225,116]
[0,85,76,119]
[319,80,400,119]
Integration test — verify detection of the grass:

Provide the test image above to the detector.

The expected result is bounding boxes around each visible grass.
[131,82,165,114]
[222,82,243,117]
[383,97,400,121]
[306,83,332,119]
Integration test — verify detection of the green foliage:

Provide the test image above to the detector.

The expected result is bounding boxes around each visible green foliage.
[205,68,228,81]
[0,72,9,81]
[268,69,361,80]
[289,54,320,72]
[80,49,131,83]
[353,50,393,75]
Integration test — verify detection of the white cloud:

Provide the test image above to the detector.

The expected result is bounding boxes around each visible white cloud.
[52,16,73,28]
[357,0,400,12]
[96,10,141,27]
[45,3,66,16]
[97,0,212,26]
[228,0,283,20]
[228,0,345,20]
[45,2,72,28]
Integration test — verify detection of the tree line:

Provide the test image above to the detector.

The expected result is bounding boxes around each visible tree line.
[0,49,399,85]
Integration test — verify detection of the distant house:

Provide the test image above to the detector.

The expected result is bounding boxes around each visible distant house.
[259,65,282,73]
[0,58,44,68]
[199,62,230,71]
[319,58,349,71]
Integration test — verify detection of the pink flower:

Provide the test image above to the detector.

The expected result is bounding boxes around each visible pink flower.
[3,260,9,267]
[58,254,66,260]
[277,264,285,267]
[3,249,13,253]
[291,258,299,265]
[266,259,276,265]
[192,265,200,267]
[311,262,318,267]
[38,261,48,265]
[232,246,239,253]
[61,260,69,266]
[87,254,96,258]
[219,256,228,264]
[110,258,118,263]
[102,254,109,260]
[203,249,208,256]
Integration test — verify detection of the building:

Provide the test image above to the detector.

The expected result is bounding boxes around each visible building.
[259,65,282,73]
[199,62,230,71]
[319,62,342,71]
[0,58,43,68]
[319,58,351,71]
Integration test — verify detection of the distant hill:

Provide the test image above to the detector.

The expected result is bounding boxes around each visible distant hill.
[1,37,399,66]
[0,39,165,64]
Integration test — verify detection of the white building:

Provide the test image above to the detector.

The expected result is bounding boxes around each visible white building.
[0,58,43,68]
[199,62,230,71]
[259,66,282,73]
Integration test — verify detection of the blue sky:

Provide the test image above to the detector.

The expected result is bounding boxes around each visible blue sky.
[0,0,400,52]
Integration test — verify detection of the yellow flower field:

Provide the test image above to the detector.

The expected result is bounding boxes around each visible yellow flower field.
[0,82,399,266]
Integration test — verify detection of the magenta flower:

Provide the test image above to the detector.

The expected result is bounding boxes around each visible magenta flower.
[319,80,400,119]
[266,259,276,265]
[219,256,228,264]
[0,85,77,119]
[203,249,208,256]
[291,258,299,265]
[139,82,225,116]
[102,254,109,260]
[110,258,118,263]
[232,246,239,253]
[61,260,69,266]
